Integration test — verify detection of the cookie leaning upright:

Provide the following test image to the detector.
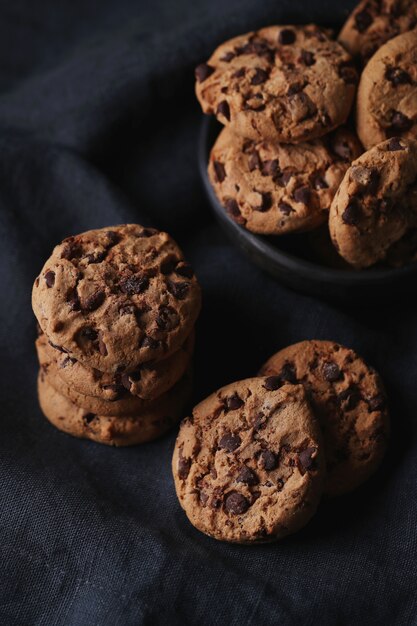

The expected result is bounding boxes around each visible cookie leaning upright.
[172,378,325,543]
[338,0,417,65]
[356,30,417,150]
[32,224,201,373]
[329,138,417,268]
[195,25,357,143]
[259,340,390,496]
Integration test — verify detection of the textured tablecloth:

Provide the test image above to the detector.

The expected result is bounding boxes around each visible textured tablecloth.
[1,0,416,624]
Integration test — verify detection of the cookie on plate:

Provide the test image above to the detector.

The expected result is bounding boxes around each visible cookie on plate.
[36,330,194,402]
[259,340,390,496]
[338,0,417,65]
[196,24,357,143]
[173,379,324,543]
[32,224,201,373]
[356,30,417,149]
[38,368,192,446]
[329,137,417,268]
[208,125,362,234]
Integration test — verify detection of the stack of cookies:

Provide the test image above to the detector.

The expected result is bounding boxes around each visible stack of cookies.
[32,224,201,446]
[173,340,389,544]
[196,3,417,270]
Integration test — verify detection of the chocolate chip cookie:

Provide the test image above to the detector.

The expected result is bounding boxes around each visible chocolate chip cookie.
[356,30,417,150]
[329,138,417,268]
[259,341,389,496]
[208,125,362,234]
[38,368,192,446]
[36,330,194,402]
[338,0,417,65]
[32,225,201,373]
[195,25,357,143]
[172,379,324,543]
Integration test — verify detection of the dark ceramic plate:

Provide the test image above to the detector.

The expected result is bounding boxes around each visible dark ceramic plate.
[199,117,417,304]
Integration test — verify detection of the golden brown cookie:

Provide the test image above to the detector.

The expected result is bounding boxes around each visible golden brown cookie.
[172,379,325,543]
[208,125,362,234]
[329,137,417,268]
[259,340,390,496]
[38,368,192,446]
[196,24,357,143]
[32,224,201,373]
[36,330,194,402]
[338,0,417,65]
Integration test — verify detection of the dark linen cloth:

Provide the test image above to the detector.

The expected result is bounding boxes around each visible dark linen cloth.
[0,0,416,624]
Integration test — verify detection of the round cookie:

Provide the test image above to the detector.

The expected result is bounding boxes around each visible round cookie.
[195,24,357,143]
[259,340,390,496]
[38,368,192,446]
[36,330,194,402]
[329,137,417,268]
[338,0,417,65]
[172,379,324,543]
[32,224,201,373]
[208,125,362,235]
[356,30,417,150]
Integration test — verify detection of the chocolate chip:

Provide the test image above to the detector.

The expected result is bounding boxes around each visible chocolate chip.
[44,271,55,288]
[224,492,249,515]
[232,67,245,79]
[293,186,312,206]
[300,49,315,66]
[298,447,317,473]
[224,393,244,411]
[342,199,362,226]
[337,385,361,410]
[156,305,179,330]
[368,394,386,412]
[287,82,304,96]
[338,64,357,84]
[254,192,272,212]
[248,151,261,171]
[278,201,294,215]
[251,68,268,85]
[83,290,105,312]
[216,100,230,121]
[160,257,177,275]
[389,110,413,133]
[280,362,297,384]
[350,166,380,194]
[195,63,215,83]
[225,198,245,224]
[387,137,405,151]
[288,91,317,122]
[120,274,149,296]
[140,335,160,349]
[314,175,328,190]
[236,466,259,486]
[258,450,277,471]
[175,262,194,278]
[61,241,82,260]
[354,8,373,32]
[263,376,282,390]
[167,280,190,300]
[83,413,96,425]
[278,28,296,45]
[221,51,235,62]
[85,251,106,264]
[323,361,342,382]
[260,159,279,177]
[178,455,191,480]
[81,327,97,341]
[385,66,411,86]
[213,160,226,183]
[244,93,265,111]
[138,227,157,238]
[48,340,67,353]
[276,169,294,187]
[218,432,241,452]
[253,412,266,431]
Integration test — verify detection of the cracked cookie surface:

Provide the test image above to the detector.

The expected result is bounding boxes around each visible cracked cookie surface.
[32,224,201,373]
[338,0,417,65]
[36,330,194,402]
[356,30,417,149]
[329,138,417,268]
[259,340,390,496]
[38,368,192,446]
[208,125,362,234]
[173,378,324,543]
[196,24,357,143]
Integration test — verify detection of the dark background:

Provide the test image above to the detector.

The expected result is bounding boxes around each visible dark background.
[1,0,416,624]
